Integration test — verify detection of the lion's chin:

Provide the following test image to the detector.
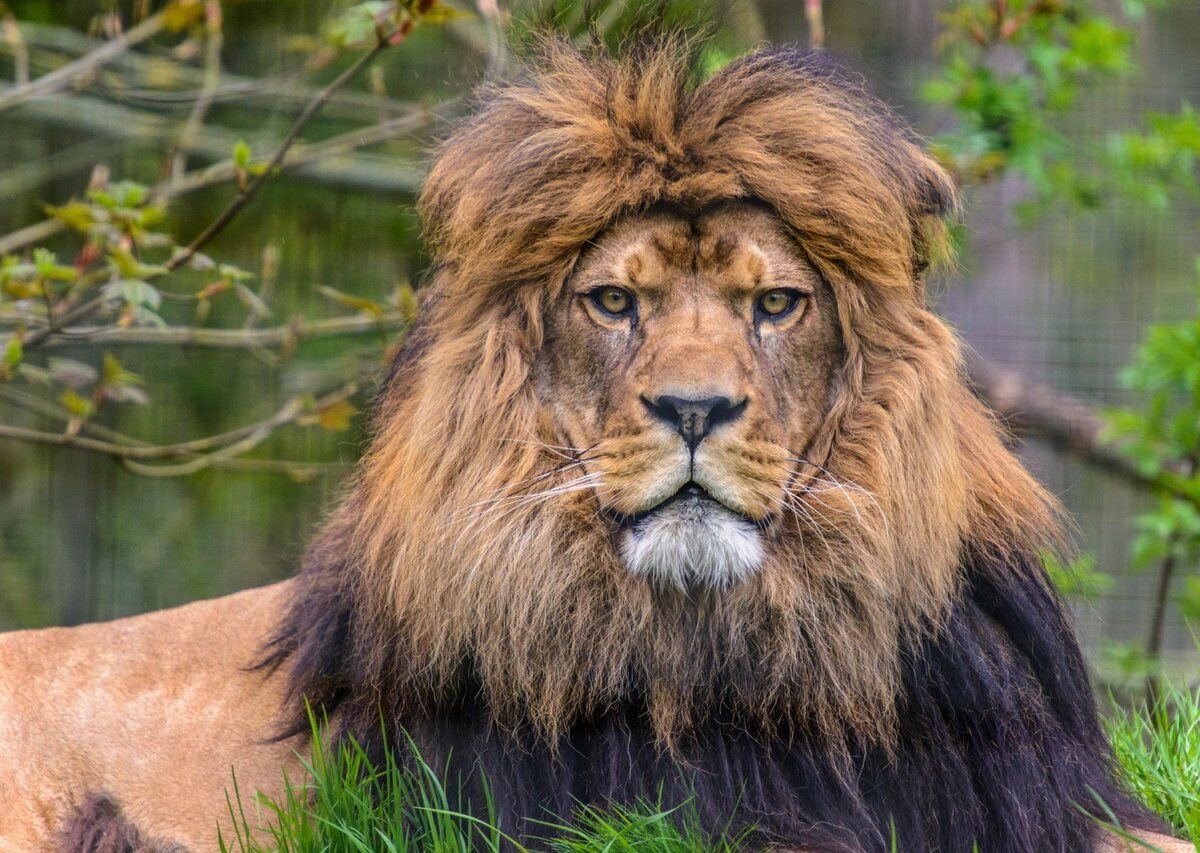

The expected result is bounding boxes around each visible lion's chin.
[619,487,765,591]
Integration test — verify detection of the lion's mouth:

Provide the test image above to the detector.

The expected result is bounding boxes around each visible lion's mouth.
[624,482,743,528]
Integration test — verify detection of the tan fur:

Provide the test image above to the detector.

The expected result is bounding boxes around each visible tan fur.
[0,584,299,850]
[0,38,1189,852]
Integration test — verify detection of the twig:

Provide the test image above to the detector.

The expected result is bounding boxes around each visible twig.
[11,36,399,350]
[0,384,346,478]
[0,377,365,475]
[10,19,438,121]
[0,218,67,257]
[0,11,165,112]
[24,312,405,349]
[165,38,391,273]
[0,104,438,257]
[165,0,224,181]
[2,13,29,85]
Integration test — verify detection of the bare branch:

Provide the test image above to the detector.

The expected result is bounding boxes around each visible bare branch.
[165,0,224,181]
[0,105,436,257]
[0,376,367,476]
[12,19,451,121]
[0,11,165,112]
[25,312,405,349]
[0,218,65,257]
[967,354,1200,510]
[0,385,348,479]
[9,35,401,351]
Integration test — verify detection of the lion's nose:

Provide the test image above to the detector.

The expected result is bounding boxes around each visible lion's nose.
[641,393,747,450]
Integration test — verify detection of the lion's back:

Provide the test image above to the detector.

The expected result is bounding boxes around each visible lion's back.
[0,581,302,850]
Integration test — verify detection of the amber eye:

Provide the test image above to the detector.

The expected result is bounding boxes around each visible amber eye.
[756,288,802,320]
[589,286,635,318]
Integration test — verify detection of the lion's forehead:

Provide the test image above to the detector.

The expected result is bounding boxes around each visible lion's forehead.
[592,205,817,299]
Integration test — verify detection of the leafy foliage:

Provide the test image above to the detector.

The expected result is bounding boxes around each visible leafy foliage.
[926,0,1197,219]
[930,0,1200,675]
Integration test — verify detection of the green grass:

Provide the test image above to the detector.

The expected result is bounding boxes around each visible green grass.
[1107,682,1200,844]
[220,715,509,853]
[222,693,1200,852]
[219,712,735,853]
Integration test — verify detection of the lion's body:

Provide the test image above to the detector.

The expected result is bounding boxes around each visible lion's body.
[0,37,1192,853]
[0,584,296,851]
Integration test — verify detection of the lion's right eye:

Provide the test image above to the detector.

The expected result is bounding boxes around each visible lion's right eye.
[589,287,635,318]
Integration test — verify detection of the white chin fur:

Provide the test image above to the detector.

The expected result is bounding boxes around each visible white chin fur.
[619,496,764,591]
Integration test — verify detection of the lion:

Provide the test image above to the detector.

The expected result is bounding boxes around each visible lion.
[0,38,1189,852]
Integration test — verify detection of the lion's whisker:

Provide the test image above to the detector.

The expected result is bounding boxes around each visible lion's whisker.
[786,456,884,524]
[775,488,834,555]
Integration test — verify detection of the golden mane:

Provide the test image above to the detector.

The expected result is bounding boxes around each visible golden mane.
[306,37,1060,747]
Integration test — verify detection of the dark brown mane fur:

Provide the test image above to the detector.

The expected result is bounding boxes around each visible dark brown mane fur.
[261,37,1164,850]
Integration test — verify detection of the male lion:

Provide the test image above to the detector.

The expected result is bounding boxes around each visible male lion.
[0,40,1189,853]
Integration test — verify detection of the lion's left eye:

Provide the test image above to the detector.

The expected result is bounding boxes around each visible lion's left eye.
[756,288,803,320]
[589,286,635,318]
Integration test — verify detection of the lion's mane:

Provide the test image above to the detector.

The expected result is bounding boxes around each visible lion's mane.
[264,39,1160,851]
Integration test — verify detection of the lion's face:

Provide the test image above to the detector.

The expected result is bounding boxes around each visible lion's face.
[536,202,842,590]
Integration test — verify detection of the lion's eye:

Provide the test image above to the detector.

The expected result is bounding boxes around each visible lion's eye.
[756,288,802,320]
[590,286,634,318]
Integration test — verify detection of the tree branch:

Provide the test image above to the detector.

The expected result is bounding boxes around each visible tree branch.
[0,105,436,258]
[0,385,347,479]
[0,11,165,112]
[967,354,1200,509]
[165,38,390,273]
[0,377,365,476]
[10,36,399,351]
[164,0,223,181]
[26,312,404,349]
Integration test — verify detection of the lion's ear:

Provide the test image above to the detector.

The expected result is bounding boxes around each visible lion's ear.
[910,153,959,296]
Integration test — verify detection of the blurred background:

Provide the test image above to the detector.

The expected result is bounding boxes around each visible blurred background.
[0,0,1197,687]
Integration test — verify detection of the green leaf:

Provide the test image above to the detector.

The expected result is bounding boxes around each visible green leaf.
[106,246,168,281]
[44,201,95,233]
[1,338,21,378]
[318,285,384,317]
[101,353,141,389]
[58,388,94,420]
[32,248,77,284]
[1042,550,1112,599]
[328,2,393,49]
[89,180,148,210]
[101,279,163,311]
[1178,577,1200,624]
[99,353,149,406]
[233,139,251,170]
[217,263,255,283]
